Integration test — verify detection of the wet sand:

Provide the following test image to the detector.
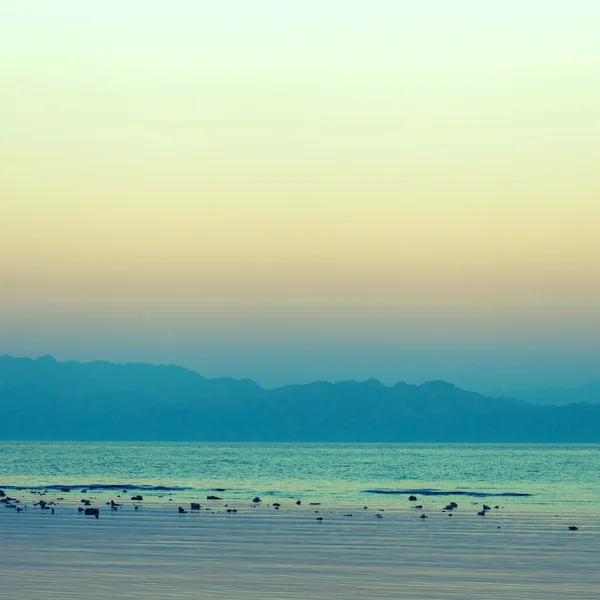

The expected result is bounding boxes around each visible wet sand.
[1,496,599,599]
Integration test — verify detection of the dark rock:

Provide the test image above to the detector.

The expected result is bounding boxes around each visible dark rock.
[477,510,486,516]
[207,496,221,500]
[482,505,491,511]
[214,488,226,492]
[83,500,91,506]
[376,513,383,518]
[414,505,423,509]
[0,490,5,497]
[296,500,301,505]
[450,502,458,508]
[131,495,143,501]
[409,496,418,502]
[110,500,122,507]
[444,504,454,510]
[253,497,261,503]
[420,514,428,519]
[78,507,84,512]
[191,503,201,510]
[84,508,100,518]
[273,503,281,508]
[316,516,323,521]
[310,502,321,506]
[178,506,187,513]
[60,487,71,493]
[569,526,579,531]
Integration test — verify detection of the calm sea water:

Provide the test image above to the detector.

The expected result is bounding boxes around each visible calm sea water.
[1,442,599,511]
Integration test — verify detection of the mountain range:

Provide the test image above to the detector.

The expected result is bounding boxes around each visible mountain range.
[1,355,599,442]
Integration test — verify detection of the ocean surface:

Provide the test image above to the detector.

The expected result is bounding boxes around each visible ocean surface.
[1,442,599,512]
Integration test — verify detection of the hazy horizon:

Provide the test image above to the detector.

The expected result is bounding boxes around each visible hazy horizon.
[2,1,599,392]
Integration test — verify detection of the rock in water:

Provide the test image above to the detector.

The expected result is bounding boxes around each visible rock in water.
[569,526,579,531]
[178,506,187,513]
[253,497,261,503]
[84,508,100,518]
[409,495,418,502]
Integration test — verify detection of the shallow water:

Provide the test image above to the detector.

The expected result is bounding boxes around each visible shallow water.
[1,500,599,599]
[1,442,599,511]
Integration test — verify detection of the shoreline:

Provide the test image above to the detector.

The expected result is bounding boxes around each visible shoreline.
[2,492,599,599]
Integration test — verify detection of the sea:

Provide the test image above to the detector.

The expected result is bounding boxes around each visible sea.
[1,442,599,512]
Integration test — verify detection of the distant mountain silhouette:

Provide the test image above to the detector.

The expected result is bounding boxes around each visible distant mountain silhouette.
[1,355,599,442]
[492,382,600,406]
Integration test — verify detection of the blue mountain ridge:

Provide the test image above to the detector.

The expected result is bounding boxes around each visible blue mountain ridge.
[0,355,598,442]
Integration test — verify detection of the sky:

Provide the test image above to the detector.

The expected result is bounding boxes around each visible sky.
[1,1,599,392]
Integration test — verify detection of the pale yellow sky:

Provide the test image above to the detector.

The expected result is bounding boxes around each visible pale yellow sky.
[1,1,599,388]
